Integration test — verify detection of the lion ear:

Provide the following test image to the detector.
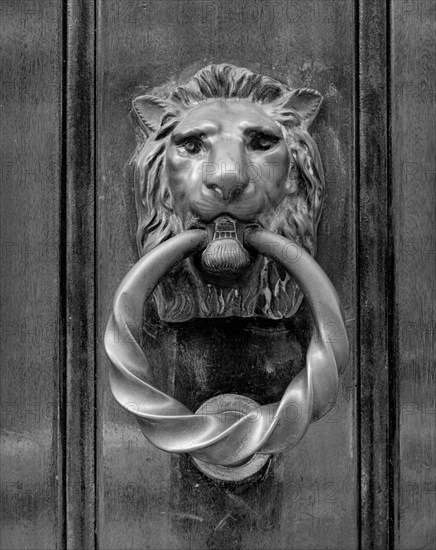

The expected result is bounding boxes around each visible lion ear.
[131,95,169,136]
[282,88,323,128]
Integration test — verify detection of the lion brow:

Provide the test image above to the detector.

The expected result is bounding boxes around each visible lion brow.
[155,120,179,140]
[172,124,217,141]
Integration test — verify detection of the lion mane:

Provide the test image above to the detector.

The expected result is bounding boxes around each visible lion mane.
[130,64,325,322]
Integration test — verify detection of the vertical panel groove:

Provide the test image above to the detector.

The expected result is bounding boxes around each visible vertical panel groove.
[65,1,96,548]
[357,0,391,547]
[93,0,99,548]
[60,0,68,547]
[386,2,396,547]
[354,1,362,546]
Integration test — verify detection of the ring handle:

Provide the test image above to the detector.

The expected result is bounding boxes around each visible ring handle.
[104,228,349,477]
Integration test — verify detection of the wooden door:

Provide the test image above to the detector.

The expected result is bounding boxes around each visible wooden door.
[0,1,434,549]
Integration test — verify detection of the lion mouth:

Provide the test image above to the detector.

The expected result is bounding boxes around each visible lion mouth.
[200,216,252,278]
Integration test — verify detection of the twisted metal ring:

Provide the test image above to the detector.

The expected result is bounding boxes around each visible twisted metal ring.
[104,228,349,470]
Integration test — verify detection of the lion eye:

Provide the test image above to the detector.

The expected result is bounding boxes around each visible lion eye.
[180,138,202,154]
[248,132,280,151]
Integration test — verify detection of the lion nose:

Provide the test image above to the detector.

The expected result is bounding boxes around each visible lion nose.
[204,144,250,201]
[205,180,248,201]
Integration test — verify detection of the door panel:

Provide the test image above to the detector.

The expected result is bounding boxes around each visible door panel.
[96,1,357,548]
[0,2,63,548]
[391,3,436,547]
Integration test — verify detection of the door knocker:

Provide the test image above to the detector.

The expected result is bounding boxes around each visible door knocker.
[104,64,349,481]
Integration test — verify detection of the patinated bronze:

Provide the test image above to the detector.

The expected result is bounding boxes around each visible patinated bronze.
[104,64,349,481]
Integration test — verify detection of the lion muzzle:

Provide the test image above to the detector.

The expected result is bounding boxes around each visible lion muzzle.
[201,216,251,276]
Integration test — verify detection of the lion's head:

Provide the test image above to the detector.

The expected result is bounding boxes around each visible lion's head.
[131,64,324,321]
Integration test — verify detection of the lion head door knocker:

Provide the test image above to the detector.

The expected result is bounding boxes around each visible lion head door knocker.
[104,64,349,482]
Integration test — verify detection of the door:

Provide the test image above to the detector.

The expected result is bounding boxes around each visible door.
[0,1,434,549]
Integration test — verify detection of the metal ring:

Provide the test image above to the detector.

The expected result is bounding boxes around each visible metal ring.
[104,228,349,469]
